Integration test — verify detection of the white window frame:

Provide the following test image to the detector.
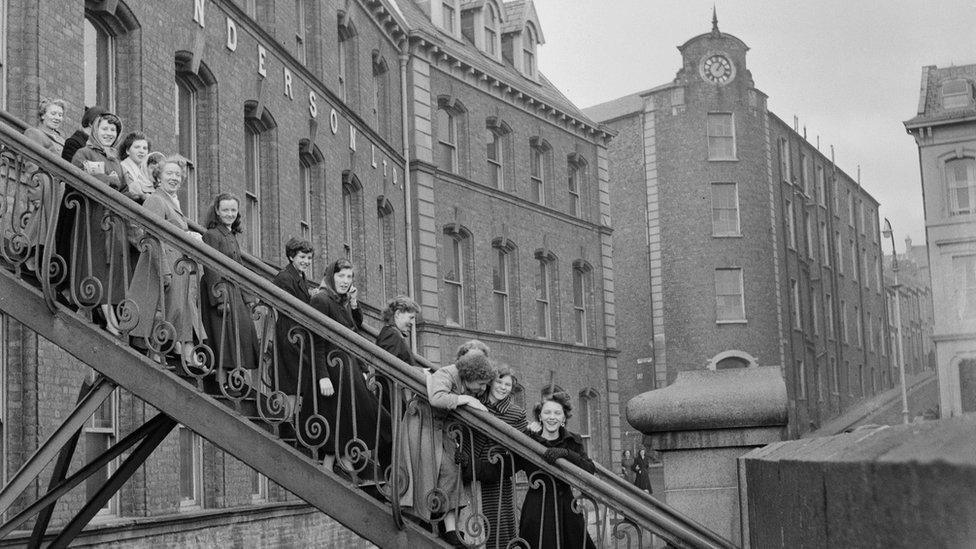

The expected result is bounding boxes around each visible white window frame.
[299,160,312,241]
[483,2,499,57]
[521,25,536,78]
[295,0,306,64]
[942,79,973,109]
[707,112,736,161]
[820,222,830,266]
[175,80,199,222]
[779,138,792,182]
[711,182,740,236]
[715,268,746,323]
[786,199,796,249]
[83,16,117,112]
[178,425,204,510]
[437,108,458,174]
[804,211,814,259]
[956,254,976,319]
[830,356,839,394]
[244,125,261,256]
[836,231,844,275]
[816,166,826,207]
[790,279,801,330]
[826,293,835,339]
[251,470,270,503]
[572,267,589,345]
[797,360,806,400]
[443,233,464,326]
[85,388,119,520]
[568,161,582,217]
[487,127,504,189]
[946,157,976,216]
[811,289,819,336]
[492,247,510,333]
[530,143,546,204]
[841,300,849,343]
[342,184,354,257]
[536,258,552,338]
[850,241,858,281]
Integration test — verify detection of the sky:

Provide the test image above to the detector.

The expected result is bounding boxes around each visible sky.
[532,0,976,246]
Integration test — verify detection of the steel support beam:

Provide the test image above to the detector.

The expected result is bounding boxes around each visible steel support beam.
[27,378,93,544]
[47,415,177,549]
[0,413,174,540]
[0,376,115,514]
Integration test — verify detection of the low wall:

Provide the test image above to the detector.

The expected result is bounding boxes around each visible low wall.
[740,415,976,548]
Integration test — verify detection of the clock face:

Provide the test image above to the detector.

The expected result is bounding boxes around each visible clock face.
[701,54,734,84]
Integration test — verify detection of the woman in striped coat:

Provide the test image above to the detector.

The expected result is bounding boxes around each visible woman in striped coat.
[475,365,527,549]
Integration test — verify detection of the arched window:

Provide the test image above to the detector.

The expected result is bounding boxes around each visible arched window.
[567,153,588,218]
[486,118,511,190]
[529,137,550,205]
[175,53,217,222]
[484,2,500,57]
[946,157,975,216]
[84,1,140,118]
[492,237,518,333]
[244,102,277,258]
[298,140,324,244]
[572,260,593,345]
[377,196,397,304]
[578,388,598,453]
[437,97,467,175]
[534,249,558,339]
[522,24,537,79]
[442,224,472,326]
[372,52,390,138]
[337,18,357,105]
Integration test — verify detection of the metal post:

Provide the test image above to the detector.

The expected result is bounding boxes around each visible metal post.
[883,218,910,424]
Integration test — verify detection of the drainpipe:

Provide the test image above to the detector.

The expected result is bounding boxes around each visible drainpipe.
[398,47,417,351]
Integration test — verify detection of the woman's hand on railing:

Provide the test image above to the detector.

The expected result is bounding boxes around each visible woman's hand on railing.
[319,377,335,397]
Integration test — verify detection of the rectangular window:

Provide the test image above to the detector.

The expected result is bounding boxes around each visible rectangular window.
[786,199,796,249]
[707,113,735,160]
[487,129,502,188]
[437,109,457,173]
[379,210,397,304]
[536,260,552,338]
[956,255,976,318]
[855,306,863,347]
[442,1,455,33]
[84,18,116,111]
[833,178,840,212]
[295,0,307,64]
[337,31,347,102]
[947,158,976,216]
[251,470,269,503]
[711,183,740,236]
[530,146,545,204]
[804,211,814,259]
[299,161,311,240]
[826,293,835,339]
[816,166,826,206]
[341,186,353,257]
[779,138,791,181]
[244,126,261,256]
[179,426,203,509]
[492,248,509,332]
[841,300,848,343]
[715,268,745,322]
[568,163,582,217]
[836,231,844,274]
[859,202,866,235]
[850,241,858,281]
[800,154,810,196]
[816,362,824,402]
[867,316,874,352]
[85,390,118,518]
[443,235,463,325]
[830,356,839,394]
[573,269,588,345]
[820,222,830,266]
[796,360,806,400]
[175,81,199,221]
[790,279,801,329]
[942,79,972,109]
[578,394,593,452]
[811,289,819,336]
[862,250,869,288]
[847,190,855,226]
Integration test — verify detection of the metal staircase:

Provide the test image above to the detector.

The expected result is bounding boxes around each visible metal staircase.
[0,113,736,548]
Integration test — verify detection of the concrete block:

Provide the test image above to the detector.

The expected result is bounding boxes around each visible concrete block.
[665,487,741,544]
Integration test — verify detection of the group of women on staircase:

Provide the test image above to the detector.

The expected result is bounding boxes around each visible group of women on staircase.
[18,98,601,549]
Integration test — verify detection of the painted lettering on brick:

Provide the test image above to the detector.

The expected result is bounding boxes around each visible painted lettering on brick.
[193,0,206,28]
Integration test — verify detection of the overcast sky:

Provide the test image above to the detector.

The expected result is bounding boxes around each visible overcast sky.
[532,0,976,246]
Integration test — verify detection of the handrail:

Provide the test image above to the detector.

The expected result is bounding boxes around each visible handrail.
[0,112,735,549]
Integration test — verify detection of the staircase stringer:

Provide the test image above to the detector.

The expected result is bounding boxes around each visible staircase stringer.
[0,270,443,549]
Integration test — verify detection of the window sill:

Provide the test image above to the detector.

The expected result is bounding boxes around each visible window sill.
[712,233,742,238]
[708,157,739,162]
[716,319,747,325]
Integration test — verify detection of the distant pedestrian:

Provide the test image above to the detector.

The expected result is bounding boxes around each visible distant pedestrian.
[632,447,652,493]
[620,449,636,483]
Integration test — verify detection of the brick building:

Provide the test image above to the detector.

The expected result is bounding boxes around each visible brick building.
[585,18,894,440]
[883,239,936,382]
[0,0,618,544]
[904,62,976,416]
[394,0,620,461]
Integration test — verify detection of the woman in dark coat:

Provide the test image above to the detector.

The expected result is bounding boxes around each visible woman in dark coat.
[375,295,420,367]
[69,112,130,334]
[518,391,596,549]
[631,447,653,493]
[271,237,314,397]
[199,193,259,387]
[476,365,527,549]
[310,258,392,477]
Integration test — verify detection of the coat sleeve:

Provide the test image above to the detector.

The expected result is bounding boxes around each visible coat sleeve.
[426,367,460,410]
[563,436,596,474]
[350,306,364,331]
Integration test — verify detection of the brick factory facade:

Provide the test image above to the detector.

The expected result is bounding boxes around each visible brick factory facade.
[0,0,617,544]
[585,18,894,440]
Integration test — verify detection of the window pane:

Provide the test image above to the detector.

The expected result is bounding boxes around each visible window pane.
[536,300,548,337]
[494,292,507,332]
[711,183,738,235]
[446,284,461,324]
[707,113,735,160]
[492,250,506,291]
[715,268,744,321]
[179,428,195,502]
[85,432,112,511]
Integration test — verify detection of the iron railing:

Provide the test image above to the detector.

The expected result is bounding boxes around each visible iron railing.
[0,113,735,549]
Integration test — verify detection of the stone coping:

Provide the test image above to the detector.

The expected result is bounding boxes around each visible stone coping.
[627,366,787,434]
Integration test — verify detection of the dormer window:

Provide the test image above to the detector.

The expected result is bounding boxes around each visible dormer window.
[484,3,499,56]
[942,79,973,109]
[522,24,537,78]
[441,0,458,35]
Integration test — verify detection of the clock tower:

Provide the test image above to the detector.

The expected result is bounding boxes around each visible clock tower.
[674,8,755,95]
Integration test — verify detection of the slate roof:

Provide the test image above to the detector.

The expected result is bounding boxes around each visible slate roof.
[582,82,674,123]
[904,63,976,128]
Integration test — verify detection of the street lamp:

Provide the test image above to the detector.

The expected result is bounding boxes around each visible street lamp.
[882,218,910,425]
